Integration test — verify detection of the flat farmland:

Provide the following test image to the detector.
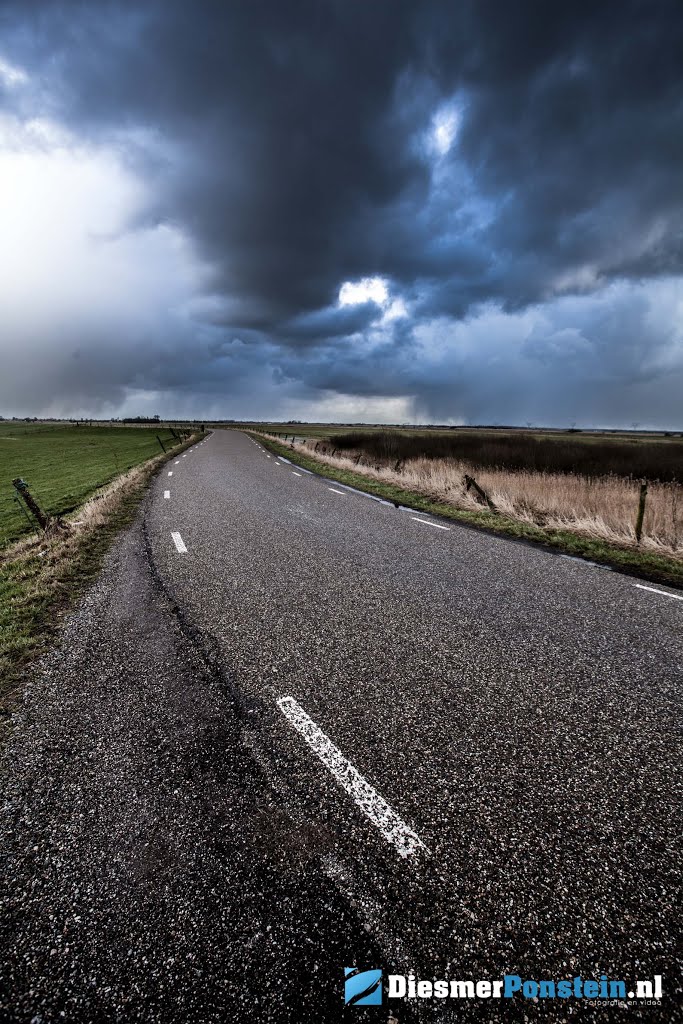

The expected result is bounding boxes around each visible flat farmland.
[226,421,682,459]
[0,423,179,547]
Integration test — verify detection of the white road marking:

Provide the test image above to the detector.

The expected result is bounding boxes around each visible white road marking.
[411,516,450,531]
[164,490,170,499]
[634,583,683,602]
[328,482,393,507]
[560,554,611,571]
[182,454,187,458]
[292,471,302,477]
[168,471,173,477]
[171,531,187,553]
[174,460,179,465]
[276,695,428,860]
[328,487,345,495]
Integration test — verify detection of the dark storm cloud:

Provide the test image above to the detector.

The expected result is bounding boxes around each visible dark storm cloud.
[1,0,429,324]
[1,0,683,423]
[278,303,382,344]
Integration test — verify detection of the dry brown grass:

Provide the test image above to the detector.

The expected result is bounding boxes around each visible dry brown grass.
[266,435,683,559]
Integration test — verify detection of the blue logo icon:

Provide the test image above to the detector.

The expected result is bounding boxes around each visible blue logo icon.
[344,968,383,1006]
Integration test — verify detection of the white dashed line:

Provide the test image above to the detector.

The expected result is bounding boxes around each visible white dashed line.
[168,471,173,477]
[328,488,345,495]
[182,454,187,458]
[634,584,683,602]
[164,490,170,499]
[411,517,450,531]
[277,696,428,860]
[292,471,302,477]
[171,532,187,553]
[174,460,179,465]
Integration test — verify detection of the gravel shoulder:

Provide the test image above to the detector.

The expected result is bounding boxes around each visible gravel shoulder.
[0,508,377,1023]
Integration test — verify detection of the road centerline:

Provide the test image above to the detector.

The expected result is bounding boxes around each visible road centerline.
[171,532,188,554]
[276,695,428,860]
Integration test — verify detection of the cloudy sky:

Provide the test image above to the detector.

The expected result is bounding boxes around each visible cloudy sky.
[1,1,682,427]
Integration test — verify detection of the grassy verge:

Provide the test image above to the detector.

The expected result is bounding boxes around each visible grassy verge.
[0,433,203,724]
[0,422,189,546]
[251,432,683,589]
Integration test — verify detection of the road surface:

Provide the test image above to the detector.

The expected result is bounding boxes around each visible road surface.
[1,429,680,1022]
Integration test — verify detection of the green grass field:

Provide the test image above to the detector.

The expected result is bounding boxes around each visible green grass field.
[0,425,200,714]
[0,423,181,548]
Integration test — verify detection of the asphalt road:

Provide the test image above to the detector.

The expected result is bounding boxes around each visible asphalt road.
[1,428,681,1022]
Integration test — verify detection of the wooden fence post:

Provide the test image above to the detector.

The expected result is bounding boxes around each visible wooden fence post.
[635,481,648,543]
[464,474,497,513]
[12,478,51,530]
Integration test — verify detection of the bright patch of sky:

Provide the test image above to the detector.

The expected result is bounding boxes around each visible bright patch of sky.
[280,391,417,425]
[381,297,408,322]
[0,108,210,418]
[338,277,408,325]
[0,56,28,87]
[431,104,461,155]
[338,276,389,306]
[0,115,201,322]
